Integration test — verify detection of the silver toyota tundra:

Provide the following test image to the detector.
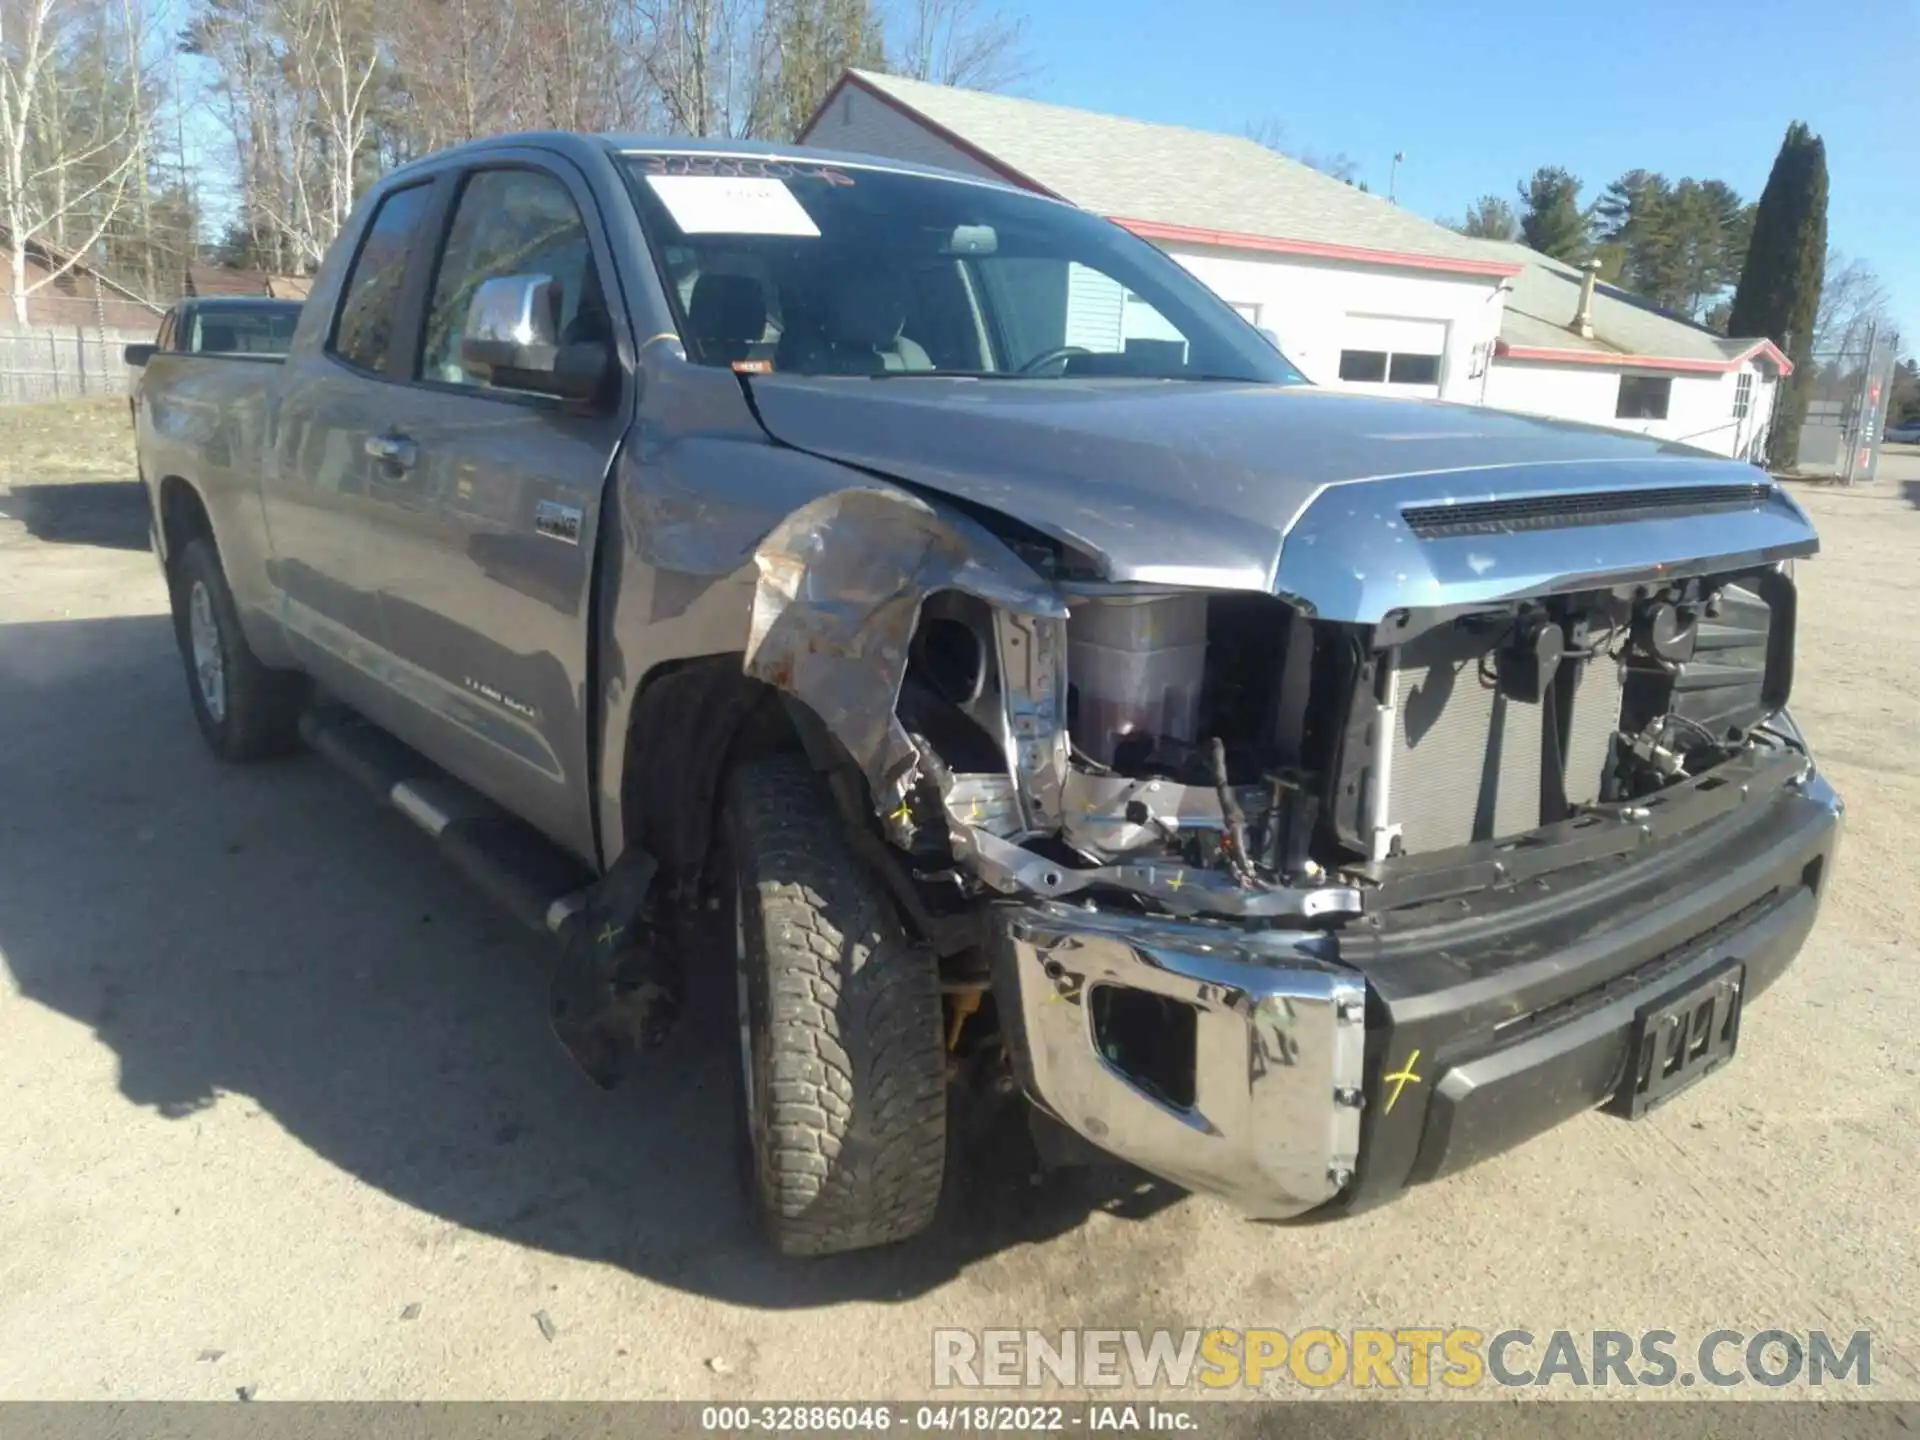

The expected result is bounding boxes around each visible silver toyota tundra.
[130,134,1842,1256]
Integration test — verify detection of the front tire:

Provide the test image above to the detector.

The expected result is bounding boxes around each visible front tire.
[722,754,947,1255]
[169,537,304,761]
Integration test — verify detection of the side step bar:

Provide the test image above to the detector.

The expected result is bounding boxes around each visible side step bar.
[298,705,680,1087]
[298,708,595,940]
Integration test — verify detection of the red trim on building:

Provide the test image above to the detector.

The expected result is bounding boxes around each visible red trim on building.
[1494,337,1793,377]
[799,73,1063,198]
[1113,218,1525,279]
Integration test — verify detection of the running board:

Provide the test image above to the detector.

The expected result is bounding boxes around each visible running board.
[298,708,594,940]
[298,705,681,1087]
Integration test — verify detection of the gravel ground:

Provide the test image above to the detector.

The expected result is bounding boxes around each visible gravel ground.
[1,421,1916,1406]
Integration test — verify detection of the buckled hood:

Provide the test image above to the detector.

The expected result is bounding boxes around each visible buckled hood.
[745,376,1818,618]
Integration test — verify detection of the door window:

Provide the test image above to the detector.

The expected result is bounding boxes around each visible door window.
[329,182,435,374]
[419,168,607,392]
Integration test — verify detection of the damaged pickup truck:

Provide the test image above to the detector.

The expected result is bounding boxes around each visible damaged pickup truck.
[132,133,1841,1256]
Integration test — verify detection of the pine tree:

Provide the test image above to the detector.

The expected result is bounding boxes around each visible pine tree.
[1728,122,1829,467]
[1516,168,1590,261]
[1591,172,1753,321]
[1449,195,1519,241]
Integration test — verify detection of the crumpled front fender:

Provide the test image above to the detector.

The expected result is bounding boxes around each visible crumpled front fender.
[743,486,1069,816]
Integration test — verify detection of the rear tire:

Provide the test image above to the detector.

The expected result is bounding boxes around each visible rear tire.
[169,537,304,761]
[722,754,947,1255]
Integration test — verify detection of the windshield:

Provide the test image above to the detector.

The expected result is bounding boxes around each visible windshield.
[621,154,1305,384]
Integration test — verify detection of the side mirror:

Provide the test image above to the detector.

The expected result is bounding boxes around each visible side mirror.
[458,273,611,403]
[123,343,157,367]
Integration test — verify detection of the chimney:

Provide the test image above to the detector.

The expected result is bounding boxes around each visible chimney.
[1570,258,1601,340]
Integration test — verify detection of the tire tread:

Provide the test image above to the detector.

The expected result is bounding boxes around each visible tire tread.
[727,754,946,1255]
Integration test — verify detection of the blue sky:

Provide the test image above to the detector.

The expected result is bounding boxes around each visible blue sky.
[1015,0,1919,350]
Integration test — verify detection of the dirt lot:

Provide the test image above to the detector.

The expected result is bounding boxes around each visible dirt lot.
[2,413,1917,1404]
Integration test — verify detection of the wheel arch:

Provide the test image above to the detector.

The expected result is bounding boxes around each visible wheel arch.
[156,474,215,570]
[616,653,980,959]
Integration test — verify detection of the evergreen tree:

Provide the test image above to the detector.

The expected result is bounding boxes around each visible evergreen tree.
[1516,168,1590,261]
[1728,122,1829,467]
[1592,171,1753,321]
[1449,195,1519,241]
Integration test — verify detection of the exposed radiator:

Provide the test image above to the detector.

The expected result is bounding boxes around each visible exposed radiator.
[1388,641,1624,855]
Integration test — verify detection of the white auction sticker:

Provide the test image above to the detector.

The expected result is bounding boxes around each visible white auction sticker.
[645,175,821,236]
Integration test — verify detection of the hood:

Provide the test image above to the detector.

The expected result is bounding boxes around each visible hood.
[745,377,1818,616]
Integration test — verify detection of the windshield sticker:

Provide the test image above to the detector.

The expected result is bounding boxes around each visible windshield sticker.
[635,153,856,187]
[645,175,822,237]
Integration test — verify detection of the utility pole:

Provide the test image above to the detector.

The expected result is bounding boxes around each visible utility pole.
[1389,151,1405,204]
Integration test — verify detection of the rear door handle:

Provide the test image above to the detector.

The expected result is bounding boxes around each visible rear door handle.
[365,433,418,470]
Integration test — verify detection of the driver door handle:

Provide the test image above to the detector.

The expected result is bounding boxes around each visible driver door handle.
[365,432,418,470]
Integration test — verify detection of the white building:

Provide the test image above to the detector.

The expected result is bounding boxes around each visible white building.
[801,71,1790,461]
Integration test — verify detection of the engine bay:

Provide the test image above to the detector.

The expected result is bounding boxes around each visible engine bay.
[893,563,1800,920]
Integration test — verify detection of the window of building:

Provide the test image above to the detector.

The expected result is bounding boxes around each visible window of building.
[1733,371,1754,420]
[419,168,606,391]
[1338,349,1388,383]
[1388,352,1441,386]
[1339,347,1442,386]
[1616,375,1672,420]
[329,182,434,374]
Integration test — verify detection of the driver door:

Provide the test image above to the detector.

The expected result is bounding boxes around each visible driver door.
[357,155,631,861]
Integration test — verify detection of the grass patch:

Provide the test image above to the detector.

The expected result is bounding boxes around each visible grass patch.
[0,396,136,486]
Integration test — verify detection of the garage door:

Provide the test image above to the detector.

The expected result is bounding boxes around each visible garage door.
[1338,315,1447,397]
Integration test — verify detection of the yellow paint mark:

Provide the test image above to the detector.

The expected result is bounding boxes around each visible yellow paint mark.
[1383,1049,1422,1115]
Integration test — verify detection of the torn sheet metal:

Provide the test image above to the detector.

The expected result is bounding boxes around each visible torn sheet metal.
[1060,770,1275,857]
[548,846,677,1088]
[744,485,1351,923]
[951,823,1362,922]
[941,773,1023,838]
[993,609,1069,833]
[744,486,1067,810]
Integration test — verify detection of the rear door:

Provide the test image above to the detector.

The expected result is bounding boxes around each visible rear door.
[264,178,444,698]
[347,153,631,860]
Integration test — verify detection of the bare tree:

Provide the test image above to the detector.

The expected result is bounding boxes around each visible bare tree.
[632,0,778,138]
[189,0,382,269]
[391,0,518,152]
[0,0,146,321]
[893,0,1028,90]
[1812,249,1894,355]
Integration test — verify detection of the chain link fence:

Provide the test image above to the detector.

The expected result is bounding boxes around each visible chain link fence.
[1797,322,1902,483]
[0,323,154,405]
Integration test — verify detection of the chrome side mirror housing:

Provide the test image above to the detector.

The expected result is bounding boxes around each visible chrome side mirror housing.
[458,273,610,403]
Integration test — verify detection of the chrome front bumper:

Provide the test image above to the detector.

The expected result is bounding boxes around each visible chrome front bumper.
[989,903,1368,1218]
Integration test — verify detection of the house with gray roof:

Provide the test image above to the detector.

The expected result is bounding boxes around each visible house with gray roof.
[801,70,1788,460]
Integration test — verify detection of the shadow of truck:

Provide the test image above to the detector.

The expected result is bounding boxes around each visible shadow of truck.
[0,610,1179,1312]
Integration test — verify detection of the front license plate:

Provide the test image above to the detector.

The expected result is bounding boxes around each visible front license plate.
[1614,959,1744,1119]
